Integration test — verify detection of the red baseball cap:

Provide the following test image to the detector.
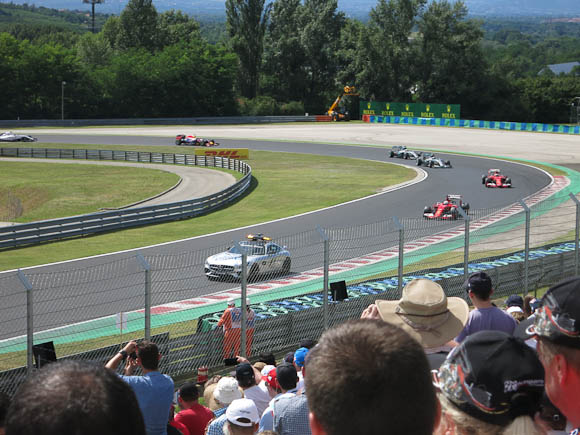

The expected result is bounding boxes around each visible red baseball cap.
[262,367,278,389]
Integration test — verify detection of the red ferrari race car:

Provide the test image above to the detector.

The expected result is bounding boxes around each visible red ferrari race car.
[423,194,470,220]
[175,134,219,147]
[482,169,512,188]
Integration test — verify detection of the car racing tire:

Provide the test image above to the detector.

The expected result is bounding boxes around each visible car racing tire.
[506,178,512,187]
[417,159,422,166]
[482,175,486,184]
[446,160,452,168]
[429,161,434,168]
[390,152,395,158]
[282,258,291,274]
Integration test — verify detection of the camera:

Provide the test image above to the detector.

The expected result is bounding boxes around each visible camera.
[129,351,137,360]
[224,357,238,366]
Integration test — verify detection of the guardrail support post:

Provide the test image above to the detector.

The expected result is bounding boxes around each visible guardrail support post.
[392,217,404,293]
[570,193,580,275]
[457,207,470,279]
[317,226,330,329]
[18,270,34,374]
[136,254,152,340]
[519,200,531,295]
[237,241,248,357]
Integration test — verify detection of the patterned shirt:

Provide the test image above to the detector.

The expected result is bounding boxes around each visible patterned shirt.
[205,414,227,435]
[273,393,311,435]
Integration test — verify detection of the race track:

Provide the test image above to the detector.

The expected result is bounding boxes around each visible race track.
[0,123,570,340]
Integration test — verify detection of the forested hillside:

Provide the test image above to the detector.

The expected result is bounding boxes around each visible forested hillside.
[0,0,579,123]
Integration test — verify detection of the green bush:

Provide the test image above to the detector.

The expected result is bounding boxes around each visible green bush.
[237,97,304,116]
[280,101,304,115]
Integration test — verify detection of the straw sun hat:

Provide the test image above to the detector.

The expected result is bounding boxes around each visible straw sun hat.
[375,279,469,348]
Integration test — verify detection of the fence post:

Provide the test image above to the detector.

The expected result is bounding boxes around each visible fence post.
[519,200,531,295]
[392,217,404,293]
[457,207,470,279]
[570,193,580,275]
[316,226,330,329]
[136,254,152,340]
[236,241,248,358]
[18,270,34,374]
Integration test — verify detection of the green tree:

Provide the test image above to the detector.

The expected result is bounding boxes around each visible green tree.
[76,32,113,66]
[261,0,305,102]
[355,0,426,101]
[117,0,158,51]
[299,0,345,113]
[156,10,201,47]
[415,1,487,111]
[226,0,272,98]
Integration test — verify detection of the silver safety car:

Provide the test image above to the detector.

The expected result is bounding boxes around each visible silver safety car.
[204,234,291,280]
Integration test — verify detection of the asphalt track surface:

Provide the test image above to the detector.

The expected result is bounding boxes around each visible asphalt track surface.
[20,126,552,259]
[0,124,570,339]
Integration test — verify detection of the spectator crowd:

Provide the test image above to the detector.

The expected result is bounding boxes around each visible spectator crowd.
[1,272,580,435]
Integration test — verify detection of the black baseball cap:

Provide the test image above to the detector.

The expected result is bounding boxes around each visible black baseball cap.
[463,272,492,296]
[435,330,544,426]
[505,294,524,309]
[276,363,298,390]
[235,363,254,380]
[527,276,580,349]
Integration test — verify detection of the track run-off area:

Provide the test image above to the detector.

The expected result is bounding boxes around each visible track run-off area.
[0,122,579,350]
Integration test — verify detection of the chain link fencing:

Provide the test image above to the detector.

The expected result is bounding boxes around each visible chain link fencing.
[1,190,580,395]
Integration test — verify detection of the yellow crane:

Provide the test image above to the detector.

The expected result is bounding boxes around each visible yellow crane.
[327,86,359,121]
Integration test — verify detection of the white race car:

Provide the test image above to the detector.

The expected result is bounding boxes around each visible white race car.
[0,131,37,142]
[204,234,291,280]
[417,152,452,168]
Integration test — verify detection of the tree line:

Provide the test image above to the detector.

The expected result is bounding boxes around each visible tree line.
[0,0,579,123]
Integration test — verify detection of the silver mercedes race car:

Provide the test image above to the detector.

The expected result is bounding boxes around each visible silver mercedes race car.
[416,152,452,168]
[204,234,291,280]
[388,146,422,160]
[0,131,37,142]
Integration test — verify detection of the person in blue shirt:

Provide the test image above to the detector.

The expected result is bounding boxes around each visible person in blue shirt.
[106,340,174,435]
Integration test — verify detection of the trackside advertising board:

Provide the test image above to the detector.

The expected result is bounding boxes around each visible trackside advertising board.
[194,148,249,159]
[360,101,460,119]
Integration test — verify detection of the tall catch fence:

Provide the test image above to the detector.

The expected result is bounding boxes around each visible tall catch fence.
[1,186,580,395]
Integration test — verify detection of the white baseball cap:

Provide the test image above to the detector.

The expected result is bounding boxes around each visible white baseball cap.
[227,298,235,306]
[226,398,260,427]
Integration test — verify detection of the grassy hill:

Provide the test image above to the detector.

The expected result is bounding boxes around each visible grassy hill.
[0,2,110,33]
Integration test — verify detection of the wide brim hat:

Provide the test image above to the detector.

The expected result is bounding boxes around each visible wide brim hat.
[376,278,469,348]
[213,376,243,405]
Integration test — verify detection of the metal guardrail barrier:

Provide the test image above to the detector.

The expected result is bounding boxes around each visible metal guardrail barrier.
[0,115,324,128]
[0,147,252,248]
